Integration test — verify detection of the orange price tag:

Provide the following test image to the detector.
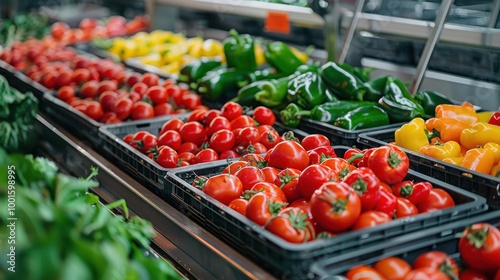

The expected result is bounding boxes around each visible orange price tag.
[265,11,291,34]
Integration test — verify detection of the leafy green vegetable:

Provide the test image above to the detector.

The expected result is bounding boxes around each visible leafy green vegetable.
[0,152,182,280]
[0,13,49,48]
[0,75,39,153]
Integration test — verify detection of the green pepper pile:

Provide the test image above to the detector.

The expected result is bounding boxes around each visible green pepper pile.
[0,75,38,153]
[0,151,182,280]
[0,13,49,48]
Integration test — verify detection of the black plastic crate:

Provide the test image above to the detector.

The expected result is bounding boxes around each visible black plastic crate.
[310,210,500,279]
[358,128,500,209]
[165,146,488,279]
[297,118,403,147]
[0,61,47,100]
[98,116,307,201]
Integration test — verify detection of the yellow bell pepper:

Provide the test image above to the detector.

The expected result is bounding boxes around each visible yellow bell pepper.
[484,142,500,164]
[435,102,480,126]
[442,156,464,166]
[201,39,223,57]
[460,122,500,150]
[478,111,494,123]
[425,117,469,143]
[394,118,429,152]
[187,37,204,58]
[254,43,266,66]
[419,141,462,161]
[460,147,496,175]
[491,161,500,177]
[290,46,309,63]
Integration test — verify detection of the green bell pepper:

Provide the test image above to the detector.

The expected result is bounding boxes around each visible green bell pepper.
[254,77,290,108]
[293,63,321,75]
[286,71,327,109]
[356,76,388,102]
[339,63,373,83]
[415,90,454,117]
[334,105,390,130]
[234,80,268,107]
[301,100,375,124]
[178,58,222,87]
[378,77,425,123]
[197,68,253,101]
[264,41,304,75]
[321,61,364,101]
[223,29,257,72]
[244,68,289,85]
[279,103,306,128]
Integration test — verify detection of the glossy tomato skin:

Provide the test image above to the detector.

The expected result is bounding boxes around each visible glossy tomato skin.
[130,101,155,120]
[206,116,231,137]
[413,251,459,279]
[229,198,249,216]
[274,168,301,203]
[352,210,391,230]
[221,101,243,121]
[375,187,398,217]
[368,146,410,184]
[260,130,282,150]
[265,207,315,243]
[113,97,133,120]
[246,192,286,226]
[203,174,243,205]
[404,267,449,280]
[261,167,281,184]
[310,181,361,233]
[160,119,184,135]
[209,129,235,153]
[342,167,381,212]
[235,126,261,147]
[178,142,199,154]
[193,148,219,164]
[252,106,276,126]
[395,197,419,218]
[230,115,256,130]
[374,257,411,280]
[416,188,455,213]
[219,149,239,160]
[158,130,182,151]
[267,140,309,171]
[459,269,489,280]
[179,121,207,146]
[297,164,333,200]
[300,134,331,151]
[346,265,386,280]
[320,157,356,181]
[459,223,500,272]
[235,166,265,191]
[154,146,178,168]
[248,181,287,203]
[222,161,249,174]
[140,73,160,87]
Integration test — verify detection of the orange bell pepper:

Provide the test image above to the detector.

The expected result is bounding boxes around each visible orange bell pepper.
[442,156,464,166]
[460,147,495,175]
[418,141,461,161]
[484,142,500,164]
[491,162,500,177]
[435,102,479,126]
[425,117,469,143]
[460,122,500,150]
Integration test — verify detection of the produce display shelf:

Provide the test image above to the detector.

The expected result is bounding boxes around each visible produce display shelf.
[165,146,488,279]
[358,128,500,209]
[0,60,47,100]
[310,209,500,278]
[34,113,275,280]
[98,116,308,203]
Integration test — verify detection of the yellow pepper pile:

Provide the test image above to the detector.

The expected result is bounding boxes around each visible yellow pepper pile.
[105,30,225,74]
[395,102,500,177]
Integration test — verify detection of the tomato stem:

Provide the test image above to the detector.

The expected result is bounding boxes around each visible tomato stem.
[465,226,490,249]
[346,153,364,164]
[351,177,367,196]
[388,151,402,169]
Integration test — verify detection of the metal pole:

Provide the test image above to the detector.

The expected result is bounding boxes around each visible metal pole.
[338,0,366,64]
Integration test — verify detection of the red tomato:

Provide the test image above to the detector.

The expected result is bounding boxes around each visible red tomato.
[235,166,265,191]
[342,167,381,212]
[137,133,158,154]
[206,116,231,137]
[126,72,141,87]
[209,129,235,153]
[57,68,73,87]
[259,130,282,150]
[219,150,239,160]
[346,265,386,280]
[240,153,266,167]
[297,164,333,200]
[154,103,174,116]
[122,133,134,145]
[404,267,449,280]
[261,167,281,184]
[165,85,183,107]
[140,73,160,87]
[368,146,410,184]
[158,130,182,150]
[181,92,202,110]
[41,71,58,89]
[416,188,455,213]
[310,181,361,233]
[320,157,356,181]
[300,134,331,151]
[375,187,398,217]
[179,121,207,146]
[160,119,184,135]
[267,140,309,171]
[229,198,249,216]
[84,101,104,121]
[252,106,276,126]
[178,152,195,164]
[98,90,118,112]
[413,251,459,280]
[247,181,287,203]
[265,207,315,243]
[187,109,208,123]
[374,257,411,280]
[222,161,249,175]
[154,146,178,168]
[246,192,286,226]
[130,101,154,120]
[96,80,118,96]
[221,101,243,121]
[343,147,364,167]
[230,115,256,130]
[393,181,432,205]
[145,86,168,104]
[203,173,243,205]
[113,97,133,120]
[274,168,301,203]
[395,197,419,218]
[459,269,489,280]
[193,148,219,164]
[51,22,69,39]
[131,82,148,96]
[235,126,261,147]
[57,86,75,102]
[178,142,199,154]
[352,210,391,230]
[459,223,500,272]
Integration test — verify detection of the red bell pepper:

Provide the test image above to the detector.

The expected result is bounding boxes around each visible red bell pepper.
[488,112,500,126]
[342,167,381,211]
[392,181,433,205]
[307,146,337,165]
